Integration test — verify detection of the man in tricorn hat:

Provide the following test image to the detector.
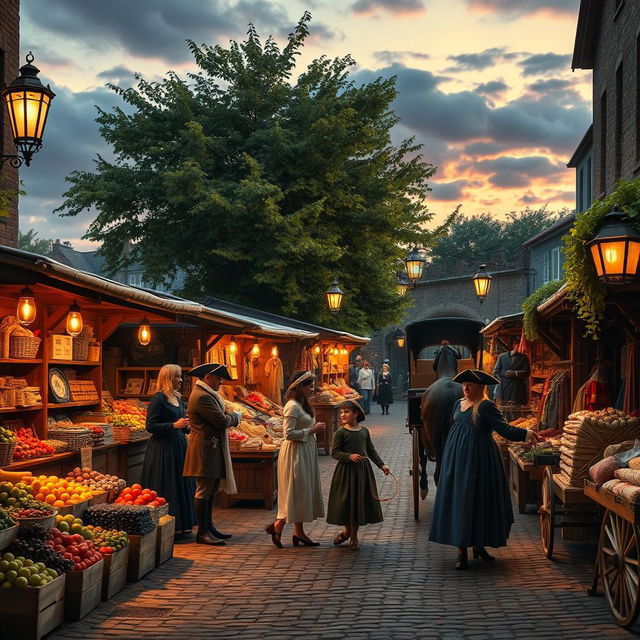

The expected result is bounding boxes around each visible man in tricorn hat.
[183,363,242,545]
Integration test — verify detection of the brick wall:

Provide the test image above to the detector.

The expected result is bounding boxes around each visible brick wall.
[592,0,640,200]
[0,0,20,247]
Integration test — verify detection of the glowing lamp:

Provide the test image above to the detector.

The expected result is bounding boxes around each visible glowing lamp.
[325,280,344,314]
[271,346,279,358]
[586,204,640,284]
[313,345,321,355]
[66,302,83,337]
[138,319,151,346]
[251,343,260,357]
[229,340,237,354]
[404,247,426,284]
[396,335,405,348]
[17,286,36,325]
[472,265,492,304]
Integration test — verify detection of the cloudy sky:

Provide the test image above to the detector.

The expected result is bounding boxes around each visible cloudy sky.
[18,0,589,248]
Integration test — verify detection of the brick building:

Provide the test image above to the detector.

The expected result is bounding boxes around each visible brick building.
[572,0,640,200]
[0,0,20,247]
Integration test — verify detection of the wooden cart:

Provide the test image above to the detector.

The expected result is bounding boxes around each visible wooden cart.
[539,468,600,559]
[584,480,640,628]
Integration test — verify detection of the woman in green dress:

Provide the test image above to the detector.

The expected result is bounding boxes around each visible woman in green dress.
[327,400,391,550]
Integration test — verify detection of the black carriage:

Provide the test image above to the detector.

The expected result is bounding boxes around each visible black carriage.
[405,316,485,520]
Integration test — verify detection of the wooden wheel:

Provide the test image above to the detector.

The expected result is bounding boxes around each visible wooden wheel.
[540,466,555,559]
[598,510,640,627]
[411,427,420,521]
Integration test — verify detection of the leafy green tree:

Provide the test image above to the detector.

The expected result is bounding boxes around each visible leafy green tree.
[18,229,53,256]
[56,14,449,334]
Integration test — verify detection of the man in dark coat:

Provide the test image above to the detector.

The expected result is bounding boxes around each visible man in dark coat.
[433,340,461,376]
[493,342,530,405]
[183,363,242,545]
[349,355,363,393]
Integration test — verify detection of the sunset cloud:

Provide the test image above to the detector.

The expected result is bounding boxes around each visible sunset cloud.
[518,53,572,76]
[465,0,579,18]
[351,0,426,16]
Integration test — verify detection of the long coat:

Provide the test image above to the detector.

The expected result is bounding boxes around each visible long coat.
[493,351,530,405]
[183,383,240,478]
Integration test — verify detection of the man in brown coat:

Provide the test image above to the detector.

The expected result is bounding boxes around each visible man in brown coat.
[183,363,242,545]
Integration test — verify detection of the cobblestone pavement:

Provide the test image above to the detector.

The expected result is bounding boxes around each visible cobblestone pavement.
[51,409,639,640]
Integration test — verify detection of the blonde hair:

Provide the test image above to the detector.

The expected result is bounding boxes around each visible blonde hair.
[157,364,182,403]
[471,388,489,424]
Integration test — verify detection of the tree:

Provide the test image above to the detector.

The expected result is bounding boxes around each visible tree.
[429,208,566,267]
[18,229,53,256]
[56,14,450,334]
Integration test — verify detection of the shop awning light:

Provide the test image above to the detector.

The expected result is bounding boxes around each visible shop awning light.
[229,340,237,354]
[271,345,279,358]
[251,343,260,357]
[138,319,151,346]
[472,265,492,304]
[66,301,83,337]
[17,286,36,325]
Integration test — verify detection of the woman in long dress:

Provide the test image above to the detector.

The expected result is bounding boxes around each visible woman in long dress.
[376,363,394,415]
[141,364,196,534]
[265,371,325,548]
[429,369,538,569]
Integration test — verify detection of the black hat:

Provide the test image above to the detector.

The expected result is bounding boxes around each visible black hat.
[452,369,499,386]
[339,400,366,422]
[188,363,233,380]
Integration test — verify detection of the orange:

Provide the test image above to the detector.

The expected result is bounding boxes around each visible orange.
[35,493,44,501]
[60,493,70,502]
[44,495,55,505]
[53,500,64,508]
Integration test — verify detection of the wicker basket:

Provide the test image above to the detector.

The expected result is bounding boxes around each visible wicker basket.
[9,335,41,359]
[72,337,89,361]
[46,428,93,451]
[0,441,16,466]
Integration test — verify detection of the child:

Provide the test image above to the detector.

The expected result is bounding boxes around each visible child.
[327,400,391,550]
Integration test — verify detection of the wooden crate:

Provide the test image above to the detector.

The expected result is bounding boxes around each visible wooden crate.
[127,529,157,581]
[57,498,91,519]
[64,558,105,621]
[219,450,278,510]
[156,515,176,566]
[508,450,543,514]
[101,546,129,601]
[1,572,66,640]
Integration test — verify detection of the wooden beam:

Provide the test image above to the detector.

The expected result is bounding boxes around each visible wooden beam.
[536,326,563,357]
[46,306,70,333]
[612,303,640,335]
[206,334,222,350]
[102,315,128,340]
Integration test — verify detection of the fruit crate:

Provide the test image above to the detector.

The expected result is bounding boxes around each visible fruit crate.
[149,502,170,526]
[89,491,109,505]
[1,572,66,640]
[0,523,19,550]
[57,498,90,519]
[156,515,176,567]
[101,545,128,601]
[127,529,157,581]
[64,559,104,621]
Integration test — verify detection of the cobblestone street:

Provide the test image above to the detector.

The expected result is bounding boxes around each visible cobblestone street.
[51,410,638,640]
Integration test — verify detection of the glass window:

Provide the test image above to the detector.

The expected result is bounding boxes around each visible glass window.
[127,272,142,287]
[551,247,560,281]
[543,252,550,284]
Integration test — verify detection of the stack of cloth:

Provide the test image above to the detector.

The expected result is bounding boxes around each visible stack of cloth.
[540,370,571,429]
[561,408,640,487]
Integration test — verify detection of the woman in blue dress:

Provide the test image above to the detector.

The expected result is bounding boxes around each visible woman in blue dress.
[429,369,539,569]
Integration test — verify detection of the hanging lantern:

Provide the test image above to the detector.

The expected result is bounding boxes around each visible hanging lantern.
[396,333,405,348]
[325,280,344,314]
[138,319,151,346]
[472,265,492,304]
[313,344,321,355]
[1,53,55,167]
[66,302,83,337]
[271,346,279,358]
[251,343,260,357]
[229,340,237,354]
[404,247,426,284]
[16,286,36,325]
[586,204,640,284]
[340,347,348,356]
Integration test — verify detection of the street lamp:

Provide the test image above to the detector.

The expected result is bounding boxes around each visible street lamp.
[396,332,405,348]
[586,204,640,284]
[325,280,344,314]
[472,265,492,304]
[1,53,55,168]
[404,247,426,285]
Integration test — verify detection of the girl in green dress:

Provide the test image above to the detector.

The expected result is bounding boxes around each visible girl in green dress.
[327,401,391,550]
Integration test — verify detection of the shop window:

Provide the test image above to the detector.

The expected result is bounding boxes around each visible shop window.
[578,167,584,212]
[127,272,142,287]
[600,91,607,195]
[542,252,550,284]
[586,156,593,209]
[551,247,560,281]
[615,63,623,181]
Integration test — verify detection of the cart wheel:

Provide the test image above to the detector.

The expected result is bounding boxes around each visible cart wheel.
[599,510,640,628]
[540,466,555,560]
[412,427,420,521]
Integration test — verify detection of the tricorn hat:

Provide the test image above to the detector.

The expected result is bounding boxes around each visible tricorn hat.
[340,400,366,422]
[188,363,233,380]
[452,369,499,386]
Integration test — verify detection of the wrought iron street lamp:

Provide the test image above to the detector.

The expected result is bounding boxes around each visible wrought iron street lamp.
[472,265,492,304]
[325,280,344,314]
[1,53,55,168]
[404,247,426,285]
[586,204,640,284]
[396,332,405,348]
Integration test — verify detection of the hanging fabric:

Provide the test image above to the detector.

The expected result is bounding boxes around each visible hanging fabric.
[264,356,284,404]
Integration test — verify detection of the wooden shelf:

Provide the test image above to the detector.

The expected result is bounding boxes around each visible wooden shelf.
[0,405,43,413]
[49,360,100,366]
[4,442,121,471]
[0,358,43,364]
[47,400,101,409]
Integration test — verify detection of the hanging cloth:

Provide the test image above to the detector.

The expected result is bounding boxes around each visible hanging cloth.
[264,356,284,405]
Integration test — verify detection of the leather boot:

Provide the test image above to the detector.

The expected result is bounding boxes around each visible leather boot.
[207,497,231,539]
[194,498,225,546]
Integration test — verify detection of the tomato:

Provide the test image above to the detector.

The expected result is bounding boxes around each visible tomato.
[73,556,81,564]
[149,501,159,508]
[131,483,142,491]
[78,543,89,555]
[64,552,73,561]
[157,497,166,506]
[149,490,157,499]
[72,534,84,544]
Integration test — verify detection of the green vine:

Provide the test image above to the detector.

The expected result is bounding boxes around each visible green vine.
[522,279,565,341]
[562,178,640,339]
[0,178,26,218]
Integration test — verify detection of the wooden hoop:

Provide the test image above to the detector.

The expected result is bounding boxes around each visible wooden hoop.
[373,470,399,503]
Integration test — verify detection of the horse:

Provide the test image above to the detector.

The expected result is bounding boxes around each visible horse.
[418,351,462,497]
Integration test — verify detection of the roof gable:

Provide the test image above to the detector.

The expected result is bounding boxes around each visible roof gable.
[572,0,603,70]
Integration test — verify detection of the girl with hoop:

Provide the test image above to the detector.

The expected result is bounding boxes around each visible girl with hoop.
[327,400,391,550]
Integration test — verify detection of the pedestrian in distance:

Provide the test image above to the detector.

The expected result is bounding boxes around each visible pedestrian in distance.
[349,355,363,394]
[376,363,394,415]
[265,371,325,548]
[141,364,196,535]
[433,339,461,375]
[327,400,391,550]
[357,360,375,414]
[429,369,539,569]
[183,363,243,546]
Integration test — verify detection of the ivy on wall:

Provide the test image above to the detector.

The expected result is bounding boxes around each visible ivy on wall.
[562,178,640,339]
[521,279,565,341]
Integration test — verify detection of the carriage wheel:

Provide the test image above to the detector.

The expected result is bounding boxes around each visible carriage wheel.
[411,427,420,521]
[598,510,640,628]
[540,466,555,559]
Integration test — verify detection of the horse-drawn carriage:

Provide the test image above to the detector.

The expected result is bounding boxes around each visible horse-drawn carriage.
[405,316,485,520]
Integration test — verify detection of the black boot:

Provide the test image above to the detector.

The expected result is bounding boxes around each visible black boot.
[194,498,225,545]
[207,497,231,539]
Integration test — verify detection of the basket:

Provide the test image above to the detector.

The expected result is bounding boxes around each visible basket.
[9,334,41,359]
[0,523,19,550]
[72,337,89,361]
[87,344,100,362]
[15,510,57,531]
[46,428,93,451]
[0,441,16,466]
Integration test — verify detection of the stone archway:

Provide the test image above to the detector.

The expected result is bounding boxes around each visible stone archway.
[422,303,481,321]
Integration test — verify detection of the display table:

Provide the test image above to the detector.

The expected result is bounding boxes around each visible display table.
[508,448,545,514]
[219,449,278,510]
[311,401,340,455]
